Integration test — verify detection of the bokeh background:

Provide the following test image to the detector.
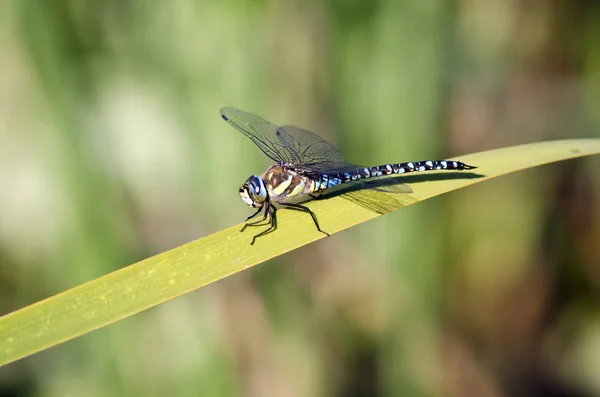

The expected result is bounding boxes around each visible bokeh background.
[1,1,599,396]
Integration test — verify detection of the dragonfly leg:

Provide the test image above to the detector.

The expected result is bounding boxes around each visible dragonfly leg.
[241,207,268,232]
[245,207,263,221]
[309,194,323,200]
[250,204,278,245]
[279,202,330,237]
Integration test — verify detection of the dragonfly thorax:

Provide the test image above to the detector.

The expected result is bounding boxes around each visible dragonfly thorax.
[240,175,268,208]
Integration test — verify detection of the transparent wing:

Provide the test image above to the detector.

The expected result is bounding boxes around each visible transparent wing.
[221,107,347,168]
[339,180,417,214]
[221,107,291,163]
[276,125,346,169]
[308,177,416,214]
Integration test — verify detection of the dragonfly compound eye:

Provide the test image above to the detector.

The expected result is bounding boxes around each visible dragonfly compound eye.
[239,175,267,207]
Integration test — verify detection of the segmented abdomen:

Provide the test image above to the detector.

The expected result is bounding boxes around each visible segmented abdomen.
[313,160,476,193]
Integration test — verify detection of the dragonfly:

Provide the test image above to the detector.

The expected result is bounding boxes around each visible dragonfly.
[221,107,477,245]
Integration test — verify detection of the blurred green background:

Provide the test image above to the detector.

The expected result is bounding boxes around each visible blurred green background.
[1,0,599,396]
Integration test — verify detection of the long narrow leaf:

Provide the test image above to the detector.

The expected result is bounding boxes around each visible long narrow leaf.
[1,139,599,366]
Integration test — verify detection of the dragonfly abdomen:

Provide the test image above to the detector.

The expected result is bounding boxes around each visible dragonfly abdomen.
[313,160,476,193]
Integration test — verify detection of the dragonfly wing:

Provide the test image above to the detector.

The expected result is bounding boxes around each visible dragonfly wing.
[342,189,416,214]
[276,125,346,168]
[341,180,416,214]
[220,107,295,164]
[221,107,349,168]
[317,177,416,215]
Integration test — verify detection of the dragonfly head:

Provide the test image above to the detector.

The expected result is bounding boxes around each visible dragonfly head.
[240,175,268,208]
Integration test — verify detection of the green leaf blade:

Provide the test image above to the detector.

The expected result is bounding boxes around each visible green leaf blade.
[1,138,599,366]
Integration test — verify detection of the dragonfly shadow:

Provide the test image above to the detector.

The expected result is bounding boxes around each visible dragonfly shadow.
[390,171,484,185]
[310,172,484,215]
